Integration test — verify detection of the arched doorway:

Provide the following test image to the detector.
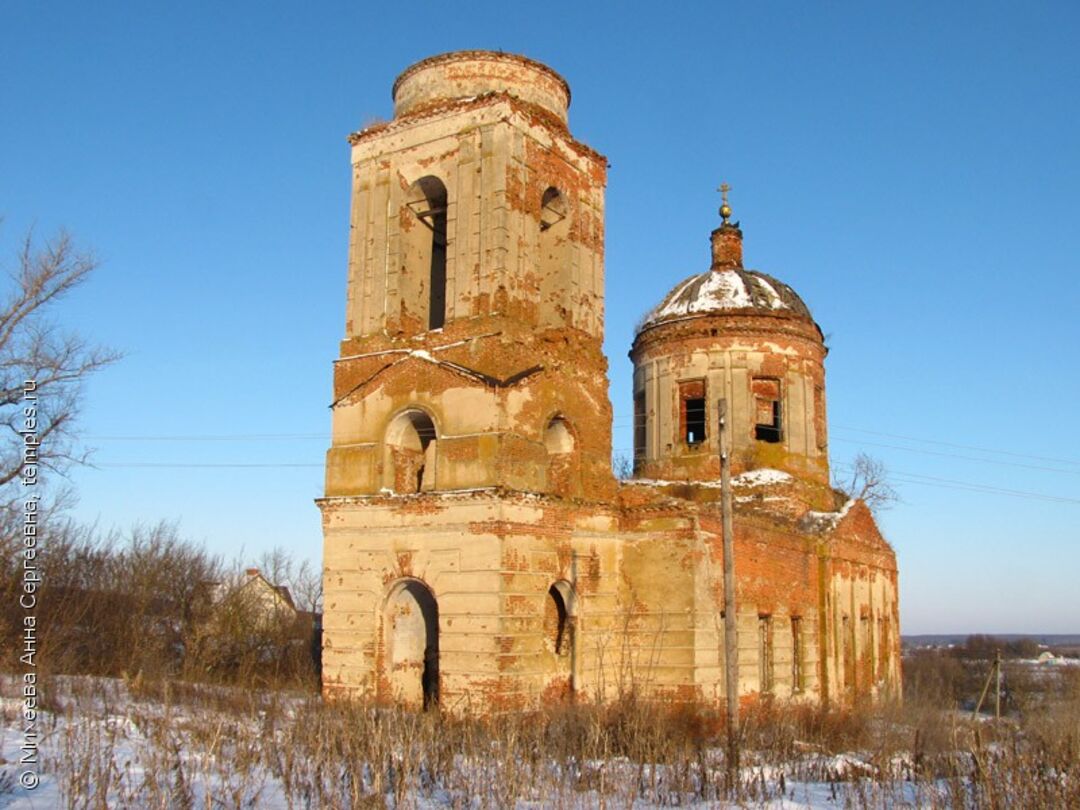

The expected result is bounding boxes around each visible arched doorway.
[384,579,439,709]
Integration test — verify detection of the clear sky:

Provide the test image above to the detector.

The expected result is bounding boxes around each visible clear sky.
[3,2,1078,635]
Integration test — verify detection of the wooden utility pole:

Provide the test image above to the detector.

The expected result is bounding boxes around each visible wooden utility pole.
[995,649,1002,720]
[719,399,739,780]
[973,650,1003,721]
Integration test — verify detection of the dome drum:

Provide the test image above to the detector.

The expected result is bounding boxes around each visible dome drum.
[629,215,829,486]
[392,50,571,124]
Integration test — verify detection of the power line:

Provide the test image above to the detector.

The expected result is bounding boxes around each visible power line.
[87,433,325,442]
[98,462,322,469]
[612,415,1080,470]
[832,462,1080,505]
[87,422,1080,474]
[93,458,1078,505]
[829,437,1080,477]
[832,424,1080,468]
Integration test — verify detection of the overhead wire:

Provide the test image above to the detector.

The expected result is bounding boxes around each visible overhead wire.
[82,421,1079,504]
[612,414,1080,469]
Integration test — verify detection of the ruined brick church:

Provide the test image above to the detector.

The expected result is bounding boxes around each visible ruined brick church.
[318,51,900,711]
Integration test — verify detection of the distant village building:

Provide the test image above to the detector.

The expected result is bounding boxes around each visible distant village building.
[318,51,901,711]
[209,568,298,628]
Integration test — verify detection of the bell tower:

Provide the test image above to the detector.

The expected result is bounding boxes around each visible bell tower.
[344,51,607,341]
[325,50,613,501]
[320,52,616,708]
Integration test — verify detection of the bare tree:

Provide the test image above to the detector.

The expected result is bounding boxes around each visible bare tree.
[0,225,120,498]
[612,451,635,481]
[836,452,899,512]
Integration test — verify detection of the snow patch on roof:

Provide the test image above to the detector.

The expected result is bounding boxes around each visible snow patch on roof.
[733,468,793,487]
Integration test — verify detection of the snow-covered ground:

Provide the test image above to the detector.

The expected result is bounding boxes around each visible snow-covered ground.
[0,676,988,809]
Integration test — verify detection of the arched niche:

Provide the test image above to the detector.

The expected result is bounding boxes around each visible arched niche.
[538,186,571,327]
[400,175,448,332]
[544,414,576,455]
[384,579,439,709]
[544,414,577,496]
[383,409,438,494]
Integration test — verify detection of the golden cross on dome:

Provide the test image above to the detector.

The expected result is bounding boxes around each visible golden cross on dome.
[717,183,733,223]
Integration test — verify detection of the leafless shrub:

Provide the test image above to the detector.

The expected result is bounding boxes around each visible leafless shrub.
[835,452,899,512]
[611,451,634,480]
[2,516,321,688]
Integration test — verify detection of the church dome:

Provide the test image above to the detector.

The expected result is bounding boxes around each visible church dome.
[636,193,817,336]
[638,266,812,333]
[628,193,830,487]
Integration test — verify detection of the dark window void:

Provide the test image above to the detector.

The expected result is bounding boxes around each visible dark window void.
[428,209,446,329]
[679,380,706,445]
[753,377,782,443]
[633,391,646,462]
[548,585,569,655]
[407,176,447,330]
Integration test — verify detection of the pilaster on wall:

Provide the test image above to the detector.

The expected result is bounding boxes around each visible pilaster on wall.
[343,103,606,347]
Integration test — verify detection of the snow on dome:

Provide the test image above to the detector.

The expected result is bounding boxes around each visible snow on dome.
[637,268,813,334]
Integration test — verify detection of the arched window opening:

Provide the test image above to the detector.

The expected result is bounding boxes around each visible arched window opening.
[538,187,571,327]
[385,409,437,494]
[385,579,439,709]
[403,176,448,331]
[540,187,568,231]
[547,586,568,654]
[545,581,575,657]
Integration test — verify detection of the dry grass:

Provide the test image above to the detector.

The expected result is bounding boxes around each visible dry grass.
[3,658,1077,808]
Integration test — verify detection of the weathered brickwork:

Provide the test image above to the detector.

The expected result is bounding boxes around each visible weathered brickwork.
[318,51,901,712]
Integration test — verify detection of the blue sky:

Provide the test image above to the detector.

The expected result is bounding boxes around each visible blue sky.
[3,2,1078,634]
